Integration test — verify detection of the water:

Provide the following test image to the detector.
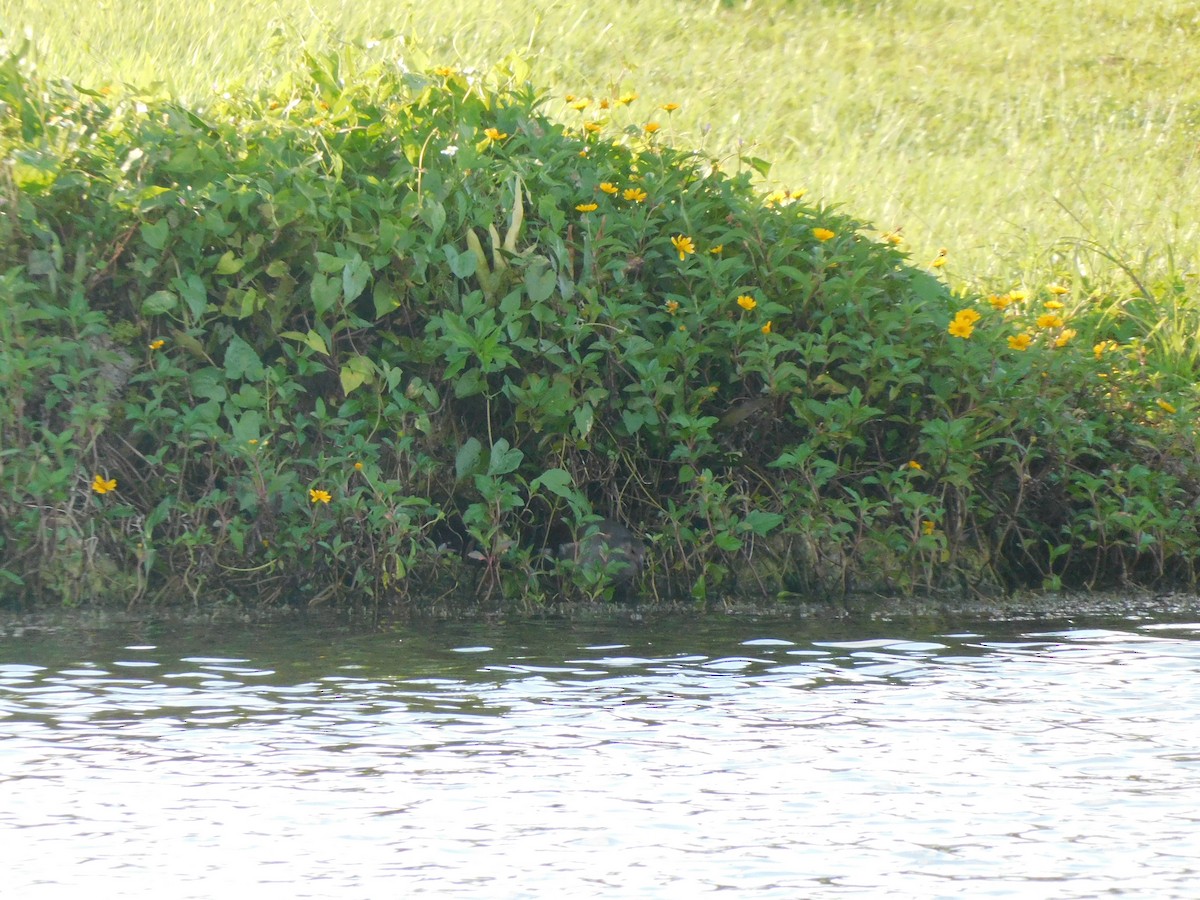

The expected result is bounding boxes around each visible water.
[3,614,1200,898]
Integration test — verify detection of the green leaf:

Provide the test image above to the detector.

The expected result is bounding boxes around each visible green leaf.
[279,329,329,355]
[310,272,341,317]
[342,254,371,302]
[742,510,785,536]
[455,437,483,480]
[530,467,575,499]
[140,219,170,251]
[215,250,244,275]
[339,355,376,395]
[524,263,556,304]
[487,438,524,476]
[224,336,265,381]
[445,243,478,279]
[141,290,178,316]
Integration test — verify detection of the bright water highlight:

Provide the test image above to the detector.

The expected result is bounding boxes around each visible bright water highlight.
[3,617,1199,897]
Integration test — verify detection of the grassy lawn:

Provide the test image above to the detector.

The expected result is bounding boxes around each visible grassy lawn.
[4,0,1199,292]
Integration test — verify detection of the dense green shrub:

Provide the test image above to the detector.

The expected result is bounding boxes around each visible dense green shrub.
[1,45,1196,608]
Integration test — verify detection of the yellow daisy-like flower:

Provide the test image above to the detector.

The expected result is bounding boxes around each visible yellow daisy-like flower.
[644,122,661,134]
[1156,398,1177,414]
[761,320,772,335]
[812,227,835,242]
[660,102,680,112]
[930,248,948,268]
[309,488,332,504]
[1008,333,1032,351]
[583,121,602,134]
[1093,339,1118,360]
[1048,284,1070,295]
[618,92,639,105]
[953,308,982,325]
[91,474,117,495]
[353,461,364,471]
[1053,328,1077,348]
[1043,299,1065,310]
[736,295,757,311]
[483,127,507,141]
[988,293,1013,310]
[598,98,610,110]
[1036,313,1064,329]
[906,460,923,470]
[433,66,456,77]
[947,318,974,339]
[880,230,904,245]
[576,202,599,212]
[765,190,788,206]
[665,300,680,315]
[671,234,695,260]
[709,244,723,254]
[922,520,936,536]
[1008,290,1028,302]
[599,182,618,194]
[623,187,647,203]
[569,99,590,111]
[149,338,166,350]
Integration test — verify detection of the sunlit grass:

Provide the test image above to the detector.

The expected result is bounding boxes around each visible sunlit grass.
[4,0,1199,295]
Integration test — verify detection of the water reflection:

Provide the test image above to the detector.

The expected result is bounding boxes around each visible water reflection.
[3,617,1200,897]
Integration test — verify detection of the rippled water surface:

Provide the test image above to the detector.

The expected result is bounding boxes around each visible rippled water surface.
[4,613,1200,898]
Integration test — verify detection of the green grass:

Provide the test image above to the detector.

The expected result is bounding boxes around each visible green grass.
[3,0,1199,292]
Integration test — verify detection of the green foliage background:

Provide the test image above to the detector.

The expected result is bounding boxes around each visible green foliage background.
[1,12,1198,608]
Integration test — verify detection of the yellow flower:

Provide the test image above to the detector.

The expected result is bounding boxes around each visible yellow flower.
[309,488,332,504]
[433,66,455,77]
[953,308,981,325]
[930,248,948,268]
[623,187,647,202]
[761,320,773,335]
[575,202,598,212]
[1043,299,1065,310]
[598,98,611,110]
[353,461,364,471]
[988,293,1013,310]
[1093,339,1118,360]
[1156,398,1177,414]
[599,182,618,194]
[91,474,117,495]
[1053,328,1077,348]
[665,300,680,315]
[922,520,936,536]
[569,99,590,111]
[671,234,695,260]
[618,92,639,105]
[880,230,904,245]
[947,318,974,339]
[644,122,661,134]
[483,127,507,141]
[736,295,757,311]
[812,227,835,242]
[1008,290,1028,302]
[149,338,165,350]
[660,102,680,112]
[1036,313,1064,329]
[583,121,602,133]
[1008,332,1032,351]
[765,190,788,206]
[709,244,723,254]
[907,460,923,470]
[1048,284,1070,295]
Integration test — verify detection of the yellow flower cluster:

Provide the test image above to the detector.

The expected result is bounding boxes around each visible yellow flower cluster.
[947,307,981,339]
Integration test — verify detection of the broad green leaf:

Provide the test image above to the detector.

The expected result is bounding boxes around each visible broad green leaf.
[339,354,376,395]
[487,438,524,476]
[455,437,483,481]
[215,250,244,275]
[530,467,575,499]
[278,330,329,355]
[140,219,170,250]
[223,336,264,381]
[141,290,178,316]
[524,263,556,304]
[342,254,371,302]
